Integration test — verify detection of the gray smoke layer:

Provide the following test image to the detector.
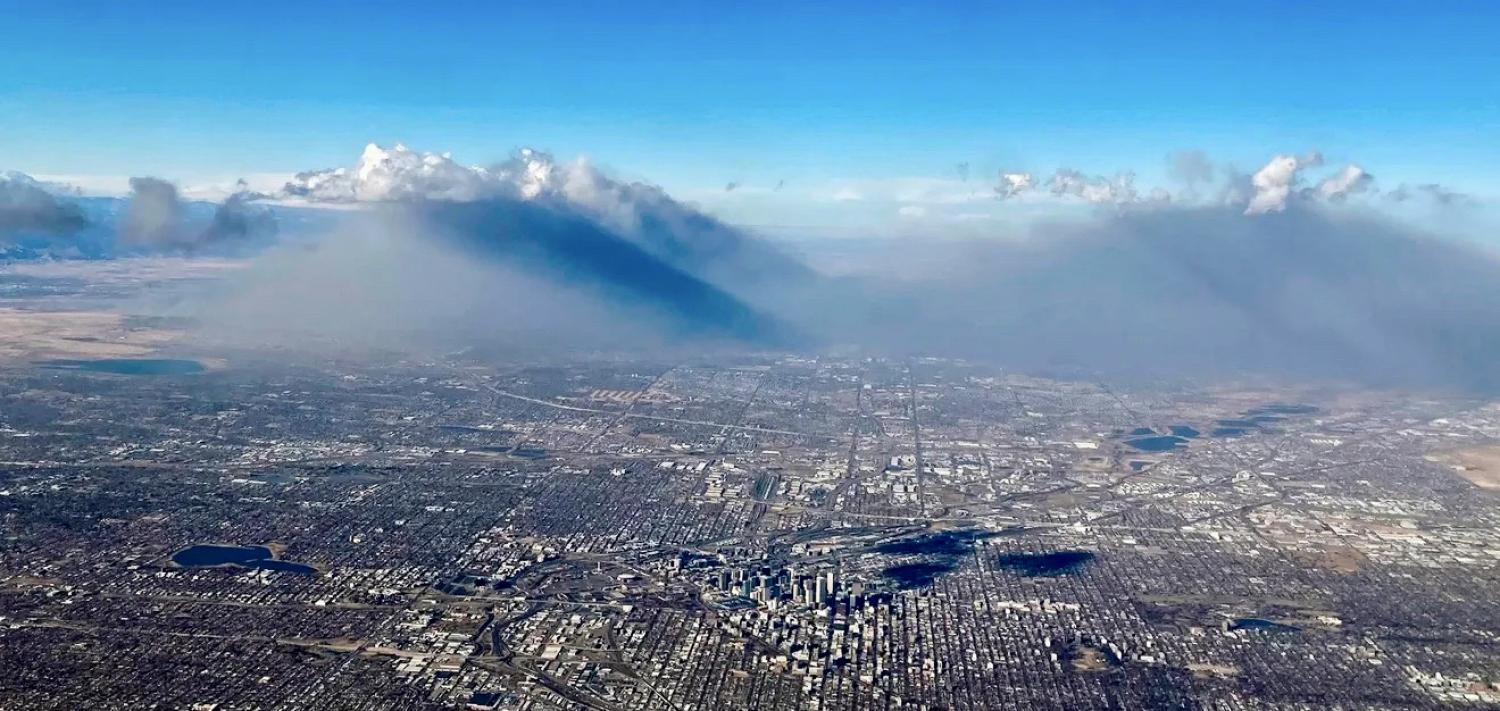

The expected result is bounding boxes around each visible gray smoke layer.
[204,190,278,244]
[169,142,1500,394]
[122,177,183,246]
[0,173,90,238]
[123,177,277,250]
[789,206,1500,393]
[177,207,728,359]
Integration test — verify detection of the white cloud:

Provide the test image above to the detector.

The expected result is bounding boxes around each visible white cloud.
[995,172,1033,200]
[1046,169,1138,205]
[1246,153,1316,214]
[274,143,1462,234]
[283,143,500,202]
[1244,152,1383,214]
[830,187,865,202]
[279,143,716,238]
[1315,164,1374,202]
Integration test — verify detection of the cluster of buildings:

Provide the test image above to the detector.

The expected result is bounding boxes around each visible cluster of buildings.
[2,354,1499,708]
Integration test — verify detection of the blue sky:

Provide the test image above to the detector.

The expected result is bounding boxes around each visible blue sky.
[2,0,1497,227]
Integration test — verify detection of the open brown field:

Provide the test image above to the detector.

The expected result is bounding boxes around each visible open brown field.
[0,307,182,363]
[1428,446,1500,490]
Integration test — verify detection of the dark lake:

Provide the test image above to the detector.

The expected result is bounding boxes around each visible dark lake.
[45,358,205,375]
[1124,435,1187,452]
[1204,404,1318,439]
[1169,425,1200,438]
[1216,419,1257,428]
[171,544,315,575]
[996,550,1095,577]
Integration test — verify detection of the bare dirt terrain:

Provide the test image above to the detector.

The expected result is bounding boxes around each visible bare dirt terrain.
[0,308,182,362]
[0,256,243,364]
[1429,446,1500,490]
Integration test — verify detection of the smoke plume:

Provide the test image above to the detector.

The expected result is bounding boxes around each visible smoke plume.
[0,172,90,239]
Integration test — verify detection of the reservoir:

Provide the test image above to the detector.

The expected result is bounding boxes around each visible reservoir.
[171,544,315,575]
[1247,404,1318,416]
[1124,435,1186,452]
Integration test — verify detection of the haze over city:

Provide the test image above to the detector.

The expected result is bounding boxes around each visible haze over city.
[3,2,1500,709]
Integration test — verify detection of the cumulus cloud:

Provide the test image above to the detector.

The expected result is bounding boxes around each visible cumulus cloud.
[281,143,624,207]
[246,143,810,350]
[1315,164,1374,202]
[1245,154,1312,214]
[284,143,498,202]
[0,171,90,239]
[977,151,1397,214]
[1047,168,1138,205]
[995,172,1033,200]
[282,143,807,289]
[1243,153,1388,214]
